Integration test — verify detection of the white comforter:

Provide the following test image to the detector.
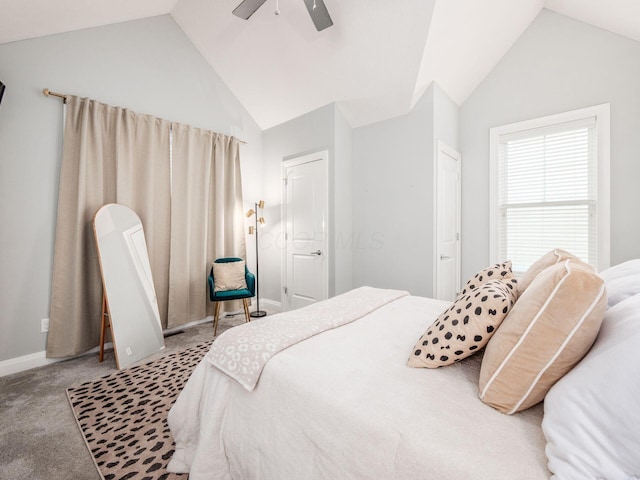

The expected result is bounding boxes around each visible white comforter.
[168,295,549,480]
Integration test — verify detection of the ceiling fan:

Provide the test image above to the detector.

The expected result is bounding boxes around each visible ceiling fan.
[233,0,333,31]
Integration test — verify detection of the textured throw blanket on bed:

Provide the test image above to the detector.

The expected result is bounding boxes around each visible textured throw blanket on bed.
[206,286,409,391]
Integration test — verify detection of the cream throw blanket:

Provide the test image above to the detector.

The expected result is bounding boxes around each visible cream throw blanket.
[206,286,409,391]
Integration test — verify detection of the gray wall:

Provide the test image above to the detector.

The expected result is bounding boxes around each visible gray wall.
[261,83,459,303]
[0,15,263,362]
[433,83,460,152]
[459,9,640,281]
[352,86,436,297]
[333,106,353,295]
[351,83,460,297]
[261,103,354,304]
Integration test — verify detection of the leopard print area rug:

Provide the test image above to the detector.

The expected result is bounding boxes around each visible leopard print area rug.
[67,341,213,480]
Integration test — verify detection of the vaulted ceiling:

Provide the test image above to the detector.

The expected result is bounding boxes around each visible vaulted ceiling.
[2,0,639,129]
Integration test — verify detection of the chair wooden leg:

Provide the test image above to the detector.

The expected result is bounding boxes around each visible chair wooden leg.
[213,302,221,336]
[243,298,250,323]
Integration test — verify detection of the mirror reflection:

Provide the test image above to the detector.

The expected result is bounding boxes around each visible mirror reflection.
[93,204,164,369]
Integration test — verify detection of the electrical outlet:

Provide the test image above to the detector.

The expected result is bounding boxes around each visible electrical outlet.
[40,318,49,333]
[126,347,133,356]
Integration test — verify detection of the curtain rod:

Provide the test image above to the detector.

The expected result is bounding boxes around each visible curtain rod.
[43,88,67,102]
[42,88,248,145]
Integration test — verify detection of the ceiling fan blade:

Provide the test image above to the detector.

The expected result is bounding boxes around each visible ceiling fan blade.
[233,0,268,20]
[303,0,333,31]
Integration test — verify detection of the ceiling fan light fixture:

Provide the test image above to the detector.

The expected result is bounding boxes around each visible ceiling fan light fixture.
[232,0,268,20]
[303,0,333,31]
[233,0,333,32]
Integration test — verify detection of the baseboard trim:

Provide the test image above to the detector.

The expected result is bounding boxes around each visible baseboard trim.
[0,341,122,378]
[0,350,66,377]
[0,317,218,378]
[0,308,284,378]
[164,316,213,335]
[260,298,282,310]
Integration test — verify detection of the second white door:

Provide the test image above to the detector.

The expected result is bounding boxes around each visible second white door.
[435,140,461,301]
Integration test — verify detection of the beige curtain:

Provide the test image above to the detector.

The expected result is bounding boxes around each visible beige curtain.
[48,96,246,356]
[47,96,171,357]
[167,124,246,328]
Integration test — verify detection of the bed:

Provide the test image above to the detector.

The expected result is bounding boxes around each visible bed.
[167,256,640,480]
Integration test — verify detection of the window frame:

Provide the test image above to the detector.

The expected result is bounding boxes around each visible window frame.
[489,104,610,273]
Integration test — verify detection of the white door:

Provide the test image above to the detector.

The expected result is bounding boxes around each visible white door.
[282,152,329,310]
[435,140,461,301]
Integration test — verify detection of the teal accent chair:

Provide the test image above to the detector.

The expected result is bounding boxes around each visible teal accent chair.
[208,257,255,335]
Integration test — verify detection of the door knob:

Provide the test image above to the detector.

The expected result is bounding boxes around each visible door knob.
[440,254,451,260]
[310,250,322,256]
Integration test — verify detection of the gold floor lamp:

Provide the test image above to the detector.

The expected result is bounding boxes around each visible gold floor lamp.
[246,200,266,318]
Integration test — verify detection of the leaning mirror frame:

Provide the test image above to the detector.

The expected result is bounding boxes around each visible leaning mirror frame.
[93,204,164,369]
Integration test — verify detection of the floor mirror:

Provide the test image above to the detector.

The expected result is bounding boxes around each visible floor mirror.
[93,204,165,369]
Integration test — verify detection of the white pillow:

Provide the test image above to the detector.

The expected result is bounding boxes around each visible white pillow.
[598,259,640,309]
[542,292,640,479]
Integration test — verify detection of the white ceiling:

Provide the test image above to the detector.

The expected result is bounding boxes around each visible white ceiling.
[2,0,639,129]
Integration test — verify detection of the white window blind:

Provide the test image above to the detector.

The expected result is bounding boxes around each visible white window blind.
[496,117,598,274]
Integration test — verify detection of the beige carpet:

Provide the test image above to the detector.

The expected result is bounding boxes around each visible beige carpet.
[0,311,271,480]
[67,341,212,480]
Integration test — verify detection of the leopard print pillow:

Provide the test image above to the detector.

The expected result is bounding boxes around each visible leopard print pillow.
[459,261,514,297]
[408,278,518,369]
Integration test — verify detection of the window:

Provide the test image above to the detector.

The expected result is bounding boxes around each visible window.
[490,105,610,274]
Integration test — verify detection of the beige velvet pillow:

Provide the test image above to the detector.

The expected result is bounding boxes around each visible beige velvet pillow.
[408,278,518,368]
[479,260,607,414]
[212,260,247,292]
[517,249,581,295]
